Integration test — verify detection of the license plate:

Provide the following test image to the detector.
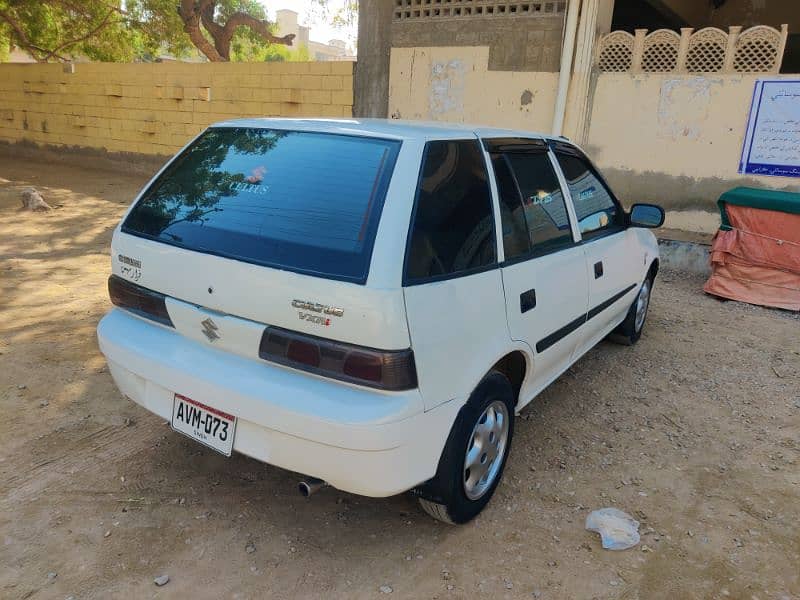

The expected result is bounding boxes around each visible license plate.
[171,394,236,456]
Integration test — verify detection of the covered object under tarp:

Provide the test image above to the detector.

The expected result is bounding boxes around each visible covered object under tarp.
[704,187,800,311]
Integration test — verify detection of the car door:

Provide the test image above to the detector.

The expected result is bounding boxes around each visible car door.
[484,138,589,397]
[402,138,510,410]
[551,142,642,354]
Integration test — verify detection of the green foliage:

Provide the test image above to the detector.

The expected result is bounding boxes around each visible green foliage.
[0,0,191,62]
[0,0,349,63]
[234,41,310,63]
[0,22,9,61]
[309,0,358,29]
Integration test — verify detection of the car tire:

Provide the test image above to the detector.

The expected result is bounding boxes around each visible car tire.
[415,371,515,525]
[610,274,654,346]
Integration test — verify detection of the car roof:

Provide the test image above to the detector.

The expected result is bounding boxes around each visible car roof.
[210,117,562,143]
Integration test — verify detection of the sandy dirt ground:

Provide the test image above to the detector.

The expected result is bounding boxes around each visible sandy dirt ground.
[1,154,799,600]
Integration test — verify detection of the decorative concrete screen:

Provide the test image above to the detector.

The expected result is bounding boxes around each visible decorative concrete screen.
[685,28,728,73]
[641,29,680,72]
[393,0,566,20]
[596,31,634,73]
[597,25,788,74]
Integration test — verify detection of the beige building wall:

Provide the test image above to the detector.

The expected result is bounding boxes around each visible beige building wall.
[0,61,354,157]
[586,73,800,208]
[389,46,558,132]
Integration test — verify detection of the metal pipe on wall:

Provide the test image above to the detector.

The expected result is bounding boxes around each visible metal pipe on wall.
[552,0,581,137]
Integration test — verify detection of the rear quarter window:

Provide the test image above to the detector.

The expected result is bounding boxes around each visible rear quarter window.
[122,128,400,283]
[404,139,497,284]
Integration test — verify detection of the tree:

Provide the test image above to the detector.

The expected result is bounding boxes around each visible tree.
[309,0,357,30]
[0,0,298,63]
[0,0,189,62]
[0,1,121,62]
[177,0,295,62]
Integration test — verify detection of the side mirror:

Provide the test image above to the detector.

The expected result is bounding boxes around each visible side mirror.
[629,203,665,228]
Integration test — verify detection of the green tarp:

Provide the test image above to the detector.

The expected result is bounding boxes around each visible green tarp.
[718,186,800,230]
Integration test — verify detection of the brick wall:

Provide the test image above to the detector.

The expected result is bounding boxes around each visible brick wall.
[0,61,354,157]
[391,14,564,72]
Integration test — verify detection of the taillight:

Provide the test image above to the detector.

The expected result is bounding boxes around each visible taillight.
[259,326,417,391]
[108,275,174,327]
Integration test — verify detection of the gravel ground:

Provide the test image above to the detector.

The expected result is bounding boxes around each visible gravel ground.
[1,154,798,600]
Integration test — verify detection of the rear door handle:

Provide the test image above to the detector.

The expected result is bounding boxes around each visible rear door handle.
[594,261,604,279]
[520,289,536,313]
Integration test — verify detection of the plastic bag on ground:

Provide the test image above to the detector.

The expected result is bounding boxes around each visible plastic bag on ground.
[585,508,640,550]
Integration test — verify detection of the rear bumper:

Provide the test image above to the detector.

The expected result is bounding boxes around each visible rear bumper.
[97,309,460,497]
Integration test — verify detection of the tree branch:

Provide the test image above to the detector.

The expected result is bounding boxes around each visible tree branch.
[177,0,224,62]
[49,0,162,41]
[215,12,294,60]
[0,6,121,62]
[42,8,117,61]
[224,12,296,47]
[0,9,47,61]
[199,1,226,58]
[199,1,223,39]
[182,2,295,62]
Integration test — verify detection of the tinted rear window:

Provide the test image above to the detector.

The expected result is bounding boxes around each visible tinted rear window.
[122,128,400,283]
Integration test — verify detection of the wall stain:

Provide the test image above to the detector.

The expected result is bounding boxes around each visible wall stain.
[658,77,722,141]
[429,59,465,118]
[521,89,534,106]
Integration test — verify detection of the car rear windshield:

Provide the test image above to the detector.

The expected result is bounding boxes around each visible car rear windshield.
[122,127,401,283]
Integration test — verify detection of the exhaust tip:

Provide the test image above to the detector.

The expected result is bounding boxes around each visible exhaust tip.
[298,477,327,497]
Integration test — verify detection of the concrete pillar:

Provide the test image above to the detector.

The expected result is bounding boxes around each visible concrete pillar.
[723,26,742,73]
[676,27,694,74]
[353,0,393,118]
[631,28,647,72]
[595,0,614,34]
[562,0,615,144]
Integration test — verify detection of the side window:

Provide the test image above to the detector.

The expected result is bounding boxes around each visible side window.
[507,153,573,254]
[555,152,624,238]
[491,154,531,261]
[492,150,574,259]
[405,140,497,283]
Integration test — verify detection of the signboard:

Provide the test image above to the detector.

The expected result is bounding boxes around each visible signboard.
[739,79,800,178]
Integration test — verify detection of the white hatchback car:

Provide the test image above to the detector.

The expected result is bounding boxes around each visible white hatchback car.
[98,119,663,524]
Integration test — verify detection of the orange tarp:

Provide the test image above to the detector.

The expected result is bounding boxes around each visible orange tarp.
[704,205,800,311]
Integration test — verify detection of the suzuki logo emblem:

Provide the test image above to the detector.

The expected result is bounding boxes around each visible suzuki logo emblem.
[201,318,220,342]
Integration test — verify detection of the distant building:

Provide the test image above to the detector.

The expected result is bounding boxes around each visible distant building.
[5,45,87,63]
[6,46,37,63]
[275,9,355,61]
